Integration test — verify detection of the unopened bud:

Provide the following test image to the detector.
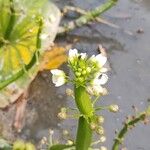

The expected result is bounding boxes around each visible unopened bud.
[100,146,107,150]
[100,136,106,143]
[96,126,104,135]
[66,88,74,96]
[58,112,67,119]
[63,130,69,136]
[109,104,119,113]
[98,116,104,124]
[90,122,97,130]
[67,140,73,145]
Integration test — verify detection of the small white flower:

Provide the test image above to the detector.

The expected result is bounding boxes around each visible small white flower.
[92,74,108,85]
[51,69,66,87]
[90,54,107,68]
[68,49,78,62]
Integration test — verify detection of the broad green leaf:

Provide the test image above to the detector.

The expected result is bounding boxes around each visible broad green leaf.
[0,0,61,108]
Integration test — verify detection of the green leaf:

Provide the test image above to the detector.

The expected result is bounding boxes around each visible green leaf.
[0,138,12,150]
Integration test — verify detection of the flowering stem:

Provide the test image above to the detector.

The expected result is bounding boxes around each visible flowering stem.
[76,116,92,150]
[74,86,94,150]
[112,113,146,150]
[74,86,94,117]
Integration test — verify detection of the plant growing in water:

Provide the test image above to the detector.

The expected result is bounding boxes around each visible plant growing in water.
[50,48,119,150]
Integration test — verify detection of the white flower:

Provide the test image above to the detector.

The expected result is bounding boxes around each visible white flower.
[92,74,108,85]
[51,69,66,87]
[68,49,79,62]
[90,54,107,68]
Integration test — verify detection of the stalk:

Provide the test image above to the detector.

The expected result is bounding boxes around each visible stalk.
[112,113,146,150]
[76,116,92,150]
[58,0,118,34]
[74,86,94,117]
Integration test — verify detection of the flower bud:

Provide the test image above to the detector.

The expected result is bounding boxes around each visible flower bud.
[100,146,107,150]
[96,126,104,135]
[98,116,104,124]
[90,122,97,130]
[66,88,74,97]
[67,140,73,145]
[100,136,106,143]
[109,104,119,113]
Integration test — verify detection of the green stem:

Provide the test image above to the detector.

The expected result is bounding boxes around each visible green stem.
[112,113,146,150]
[76,116,92,150]
[74,86,94,117]
[4,0,16,40]
[59,0,118,34]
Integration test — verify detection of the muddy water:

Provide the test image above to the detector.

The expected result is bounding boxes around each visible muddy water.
[1,0,150,149]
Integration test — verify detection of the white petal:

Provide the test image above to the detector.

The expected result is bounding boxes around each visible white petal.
[98,74,108,85]
[55,77,66,87]
[69,49,78,58]
[51,69,65,76]
[95,54,107,67]
[92,74,108,86]
[101,67,108,73]
[80,53,87,59]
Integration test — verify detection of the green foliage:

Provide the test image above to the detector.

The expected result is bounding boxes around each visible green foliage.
[0,0,60,90]
[0,138,12,150]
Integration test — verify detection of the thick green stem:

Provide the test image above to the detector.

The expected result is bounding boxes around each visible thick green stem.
[59,0,118,34]
[74,86,94,117]
[74,86,94,150]
[76,116,92,150]
[112,113,146,150]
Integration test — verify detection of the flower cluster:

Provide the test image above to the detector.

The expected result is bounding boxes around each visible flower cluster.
[51,49,108,96]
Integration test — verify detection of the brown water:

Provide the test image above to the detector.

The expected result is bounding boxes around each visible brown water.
[1,0,150,149]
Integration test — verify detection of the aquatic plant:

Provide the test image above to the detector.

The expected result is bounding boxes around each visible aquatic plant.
[50,49,150,150]
[50,48,117,150]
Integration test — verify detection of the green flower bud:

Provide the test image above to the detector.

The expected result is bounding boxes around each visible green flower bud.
[109,104,119,113]
[96,126,104,135]
[82,70,87,75]
[78,77,84,83]
[75,72,81,77]
[78,68,82,72]
[86,67,91,73]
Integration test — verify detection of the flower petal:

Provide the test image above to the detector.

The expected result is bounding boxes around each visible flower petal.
[98,74,108,85]
[69,49,78,58]
[80,53,87,60]
[95,54,107,67]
